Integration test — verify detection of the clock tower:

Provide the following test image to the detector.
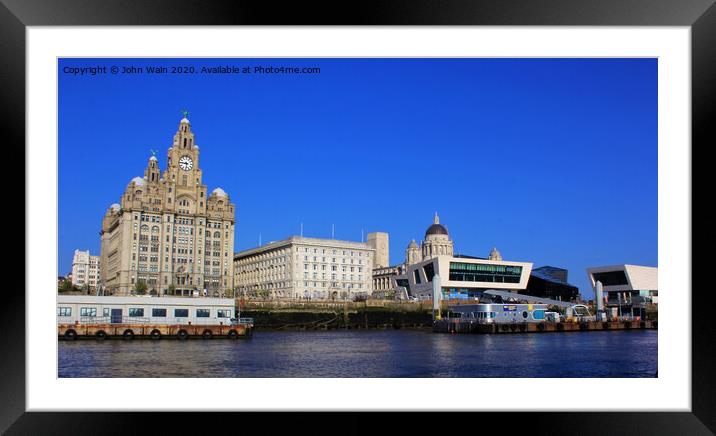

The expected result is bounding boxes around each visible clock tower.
[100,114,236,297]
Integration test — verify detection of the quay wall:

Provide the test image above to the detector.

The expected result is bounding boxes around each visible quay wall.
[433,319,658,334]
[239,301,433,330]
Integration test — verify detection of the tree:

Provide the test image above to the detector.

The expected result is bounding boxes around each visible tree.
[167,284,176,296]
[134,280,148,295]
[58,280,76,293]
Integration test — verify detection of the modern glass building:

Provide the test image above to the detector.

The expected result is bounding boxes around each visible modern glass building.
[525,266,580,302]
[586,264,658,317]
[393,254,533,301]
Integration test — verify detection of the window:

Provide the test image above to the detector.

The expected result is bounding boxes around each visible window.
[80,307,96,317]
[103,308,110,317]
[448,262,522,283]
[423,262,436,282]
[196,309,210,317]
[533,310,545,320]
[129,308,145,317]
[592,270,629,286]
[152,308,167,317]
[217,309,232,318]
[57,307,71,317]
[522,311,529,319]
[413,269,422,284]
[174,309,189,317]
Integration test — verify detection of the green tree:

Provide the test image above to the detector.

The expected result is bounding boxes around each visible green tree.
[134,280,148,295]
[58,280,75,293]
[167,283,176,296]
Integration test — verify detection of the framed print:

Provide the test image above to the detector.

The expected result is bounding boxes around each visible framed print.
[3,0,714,433]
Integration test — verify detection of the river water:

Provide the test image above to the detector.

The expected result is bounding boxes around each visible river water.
[58,329,657,378]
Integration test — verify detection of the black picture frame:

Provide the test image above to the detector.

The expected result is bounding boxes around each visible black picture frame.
[2,0,712,433]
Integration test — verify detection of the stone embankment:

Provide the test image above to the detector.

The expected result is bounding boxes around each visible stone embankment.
[238,300,433,330]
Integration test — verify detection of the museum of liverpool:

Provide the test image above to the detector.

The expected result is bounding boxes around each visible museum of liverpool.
[375,213,580,302]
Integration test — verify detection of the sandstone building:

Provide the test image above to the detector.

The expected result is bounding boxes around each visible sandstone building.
[100,116,235,296]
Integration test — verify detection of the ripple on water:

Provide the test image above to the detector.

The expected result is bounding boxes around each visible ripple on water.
[58,329,657,378]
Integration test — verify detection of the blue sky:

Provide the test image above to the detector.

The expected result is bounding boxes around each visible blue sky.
[58,58,657,298]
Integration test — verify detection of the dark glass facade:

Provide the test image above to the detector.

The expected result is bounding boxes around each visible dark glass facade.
[413,269,422,284]
[423,263,436,282]
[525,275,579,302]
[396,279,410,292]
[449,262,522,283]
[592,270,629,286]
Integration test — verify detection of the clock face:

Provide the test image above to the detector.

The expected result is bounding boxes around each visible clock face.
[179,155,194,171]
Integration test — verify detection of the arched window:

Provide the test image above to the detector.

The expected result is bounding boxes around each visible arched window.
[214,231,220,238]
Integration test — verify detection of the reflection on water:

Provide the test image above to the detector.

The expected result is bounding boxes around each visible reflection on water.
[58,330,657,378]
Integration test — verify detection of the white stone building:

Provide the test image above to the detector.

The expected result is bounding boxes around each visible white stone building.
[71,249,101,291]
[234,235,384,300]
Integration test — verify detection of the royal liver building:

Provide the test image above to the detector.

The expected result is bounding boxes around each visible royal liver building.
[100,115,235,296]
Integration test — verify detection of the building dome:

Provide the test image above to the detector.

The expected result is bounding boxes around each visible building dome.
[180,117,190,124]
[488,247,503,261]
[130,176,146,187]
[109,203,121,212]
[211,187,228,197]
[425,212,448,237]
[407,239,418,249]
[149,155,157,161]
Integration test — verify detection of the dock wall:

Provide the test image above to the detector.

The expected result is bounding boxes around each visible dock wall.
[240,301,433,330]
[433,319,658,334]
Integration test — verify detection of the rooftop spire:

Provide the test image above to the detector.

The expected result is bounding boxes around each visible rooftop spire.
[434,211,440,225]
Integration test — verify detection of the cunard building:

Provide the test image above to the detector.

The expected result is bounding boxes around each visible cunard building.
[100,115,235,296]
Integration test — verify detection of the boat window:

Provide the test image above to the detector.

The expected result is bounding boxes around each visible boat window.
[533,310,545,320]
[80,307,96,317]
[490,312,496,318]
[152,308,167,317]
[57,307,71,317]
[174,309,189,317]
[217,309,232,318]
[522,311,528,319]
[196,309,210,317]
[129,308,144,317]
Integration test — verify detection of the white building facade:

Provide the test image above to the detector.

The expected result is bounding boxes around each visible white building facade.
[71,249,101,291]
[234,236,377,300]
[587,264,658,316]
[395,255,533,301]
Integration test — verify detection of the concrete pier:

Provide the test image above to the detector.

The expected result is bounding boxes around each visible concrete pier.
[433,319,657,334]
